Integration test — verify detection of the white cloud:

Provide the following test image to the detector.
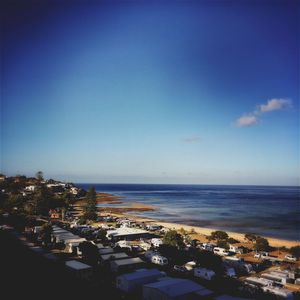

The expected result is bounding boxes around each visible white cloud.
[235,114,258,127]
[235,98,292,128]
[183,135,201,143]
[259,98,292,113]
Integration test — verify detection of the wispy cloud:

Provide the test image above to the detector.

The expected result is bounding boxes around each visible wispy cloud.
[235,98,292,128]
[258,98,292,113]
[236,114,258,127]
[183,135,201,143]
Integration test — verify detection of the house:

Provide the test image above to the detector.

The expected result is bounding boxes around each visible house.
[116,268,165,293]
[110,257,145,273]
[143,278,209,300]
[65,260,93,280]
[106,227,153,241]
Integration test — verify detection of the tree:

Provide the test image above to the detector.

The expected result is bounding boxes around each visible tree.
[244,233,258,243]
[163,230,185,249]
[32,186,54,216]
[78,241,99,266]
[95,228,107,242]
[36,171,44,181]
[194,250,223,274]
[209,230,229,241]
[40,223,53,247]
[227,237,239,244]
[290,246,300,258]
[83,187,98,221]
[159,244,190,265]
[217,240,229,249]
[7,194,25,210]
[254,237,269,252]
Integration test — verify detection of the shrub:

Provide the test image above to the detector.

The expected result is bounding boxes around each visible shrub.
[209,230,229,241]
[227,237,240,244]
[217,240,229,249]
[290,246,300,258]
[163,230,185,249]
[244,233,258,242]
[254,237,269,252]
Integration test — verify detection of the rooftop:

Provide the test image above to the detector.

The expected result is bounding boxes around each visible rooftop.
[65,260,92,270]
[107,227,148,237]
[111,257,144,266]
[101,252,129,261]
[119,268,162,281]
[144,278,204,297]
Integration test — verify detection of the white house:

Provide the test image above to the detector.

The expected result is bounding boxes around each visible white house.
[116,268,164,293]
[106,227,152,241]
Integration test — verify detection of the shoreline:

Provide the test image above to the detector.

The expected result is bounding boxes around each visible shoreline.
[75,192,300,248]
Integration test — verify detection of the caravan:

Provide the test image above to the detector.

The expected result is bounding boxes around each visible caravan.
[150,255,168,266]
[213,247,229,256]
[151,238,163,248]
[194,267,216,280]
[144,250,168,266]
[229,245,243,254]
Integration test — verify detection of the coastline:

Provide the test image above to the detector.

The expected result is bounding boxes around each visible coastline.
[75,192,300,248]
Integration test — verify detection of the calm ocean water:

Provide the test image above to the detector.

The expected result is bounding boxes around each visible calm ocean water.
[77,184,300,241]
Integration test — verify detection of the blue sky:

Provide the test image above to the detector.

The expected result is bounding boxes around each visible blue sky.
[1,0,299,185]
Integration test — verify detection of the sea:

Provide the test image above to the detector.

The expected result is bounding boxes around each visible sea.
[77,184,300,241]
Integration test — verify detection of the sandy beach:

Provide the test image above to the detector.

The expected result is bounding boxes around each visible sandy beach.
[75,192,300,249]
